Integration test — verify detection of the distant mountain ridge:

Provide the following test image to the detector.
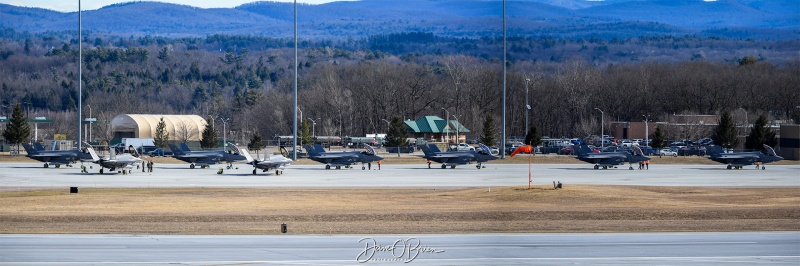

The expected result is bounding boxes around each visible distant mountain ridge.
[0,0,797,39]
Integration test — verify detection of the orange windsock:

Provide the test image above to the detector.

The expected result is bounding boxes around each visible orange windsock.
[510,145,533,157]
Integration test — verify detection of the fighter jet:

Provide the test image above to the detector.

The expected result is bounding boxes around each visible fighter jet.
[574,144,650,170]
[420,143,498,169]
[303,144,383,170]
[21,142,88,168]
[705,144,783,170]
[168,143,247,169]
[82,142,143,174]
[233,144,292,175]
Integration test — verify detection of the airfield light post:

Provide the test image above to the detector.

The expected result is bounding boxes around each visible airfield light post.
[643,114,649,147]
[87,104,91,143]
[77,0,82,151]
[221,118,230,150]
[525,78,531,137]
[291,0,298,160]
[595,108,604,149]
[381,119,390,134]
[452,115,460,144]
[308,118,317,138]
[441,108,450,143]
[501,0,507,159]
[739,107,748,133]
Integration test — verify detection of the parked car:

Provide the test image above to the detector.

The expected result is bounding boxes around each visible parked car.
[505,142,525,155]
[659,148,678,157]
[451,143,475,152]
[147,148,173,157]
[678,146,706,156]
[639,146,656,156]
[558,146,574,155]
[386,145,415,153]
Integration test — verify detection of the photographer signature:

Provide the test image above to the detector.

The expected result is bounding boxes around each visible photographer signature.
[356,237,445,263]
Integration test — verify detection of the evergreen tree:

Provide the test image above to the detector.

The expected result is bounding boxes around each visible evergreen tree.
[651,126,666,149]
[479,114,496,146]
[2,103,30,155]
[744,114,777,150]
[524,125,541,146]
[300,119,311,146]
[712,110,739,150]
[200,119,218,149]
[385,116,409,156]
[248,131,264,152]
[154,117,169,148]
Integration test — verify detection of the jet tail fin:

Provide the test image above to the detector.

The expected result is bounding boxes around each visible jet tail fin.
[179,143,191,152]
[421,144,437,157]
[22,143,38,155]
[168,143,186,155]
[313,144,326,153]
[33,142,46,151]
[706,145,724,156]
[575,145,593,156]
[304,144,320,156]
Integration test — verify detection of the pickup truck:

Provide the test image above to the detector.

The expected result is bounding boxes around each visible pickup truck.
[449,143,475,152]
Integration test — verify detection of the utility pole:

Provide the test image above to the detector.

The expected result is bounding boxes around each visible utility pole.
[595,108,604,149]
[525,78,530,136]
[221,118,230,150]
[441,108,450,143]
[643,114,649,146]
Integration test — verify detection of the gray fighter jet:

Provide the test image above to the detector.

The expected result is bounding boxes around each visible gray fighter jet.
[705,144,783,170]
[574,144,650,170]
[420,143,498,169]
[21,142,89,168]
[232,144,292,175]
[168,143,247,169]
[304,144,383,170]
[82,141,143,174]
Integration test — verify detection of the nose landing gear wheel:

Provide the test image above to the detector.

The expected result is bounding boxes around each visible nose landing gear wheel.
[325,165,331,170]
[253,169,257,175]
[441,164,446,169]
[727,165,732,170]
[190,164,195,169]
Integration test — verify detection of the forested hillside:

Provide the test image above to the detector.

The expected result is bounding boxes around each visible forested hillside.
[1,32,798,144]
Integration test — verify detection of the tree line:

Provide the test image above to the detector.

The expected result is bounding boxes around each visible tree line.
[1,34,798,147]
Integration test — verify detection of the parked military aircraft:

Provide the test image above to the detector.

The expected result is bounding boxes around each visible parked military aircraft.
[705,144,783,170]
[574,144,650,170]
[82,142,143,174]
[21,142,88,168]
[304,144,383,170]
[168,143,247,169]
[232,144,292,175]
[420,143,498,169]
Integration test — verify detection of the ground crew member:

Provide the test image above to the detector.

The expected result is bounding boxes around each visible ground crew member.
[377,160,381,170]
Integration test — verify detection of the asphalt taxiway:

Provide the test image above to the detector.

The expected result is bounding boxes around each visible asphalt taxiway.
[0,162,797,189]
[1,232,797,265]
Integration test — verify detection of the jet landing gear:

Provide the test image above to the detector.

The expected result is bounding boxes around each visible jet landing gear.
[44,163,49,168]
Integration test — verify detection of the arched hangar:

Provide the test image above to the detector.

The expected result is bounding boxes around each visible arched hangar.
[111,114,206,141]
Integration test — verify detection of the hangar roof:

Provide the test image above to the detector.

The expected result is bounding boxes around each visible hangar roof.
[111,114,206,141]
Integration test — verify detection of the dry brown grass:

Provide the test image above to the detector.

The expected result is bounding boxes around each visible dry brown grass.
[1,186,798,234]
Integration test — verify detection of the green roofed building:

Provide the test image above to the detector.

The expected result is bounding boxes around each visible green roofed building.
[404,116,470,143]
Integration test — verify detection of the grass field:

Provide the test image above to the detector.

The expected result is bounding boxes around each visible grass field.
[1,186,798,234]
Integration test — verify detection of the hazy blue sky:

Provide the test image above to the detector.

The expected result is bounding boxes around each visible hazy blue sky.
[0,0,347,12]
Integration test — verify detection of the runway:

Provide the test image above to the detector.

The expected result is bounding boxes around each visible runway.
[0,232,797,265]
[0,162,797,189]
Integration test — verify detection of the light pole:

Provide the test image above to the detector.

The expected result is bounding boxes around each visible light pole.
[221,118,230,150]
[308,117,317,138]
[87,104,91,143]
[441,108,450,143]
[642,114,649,146]
[595,108,604,149]
[525,78,530,136]
[291,0,298,160]
[381,118,390,133]
[452,115,460,144]
[739,107,748,133]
